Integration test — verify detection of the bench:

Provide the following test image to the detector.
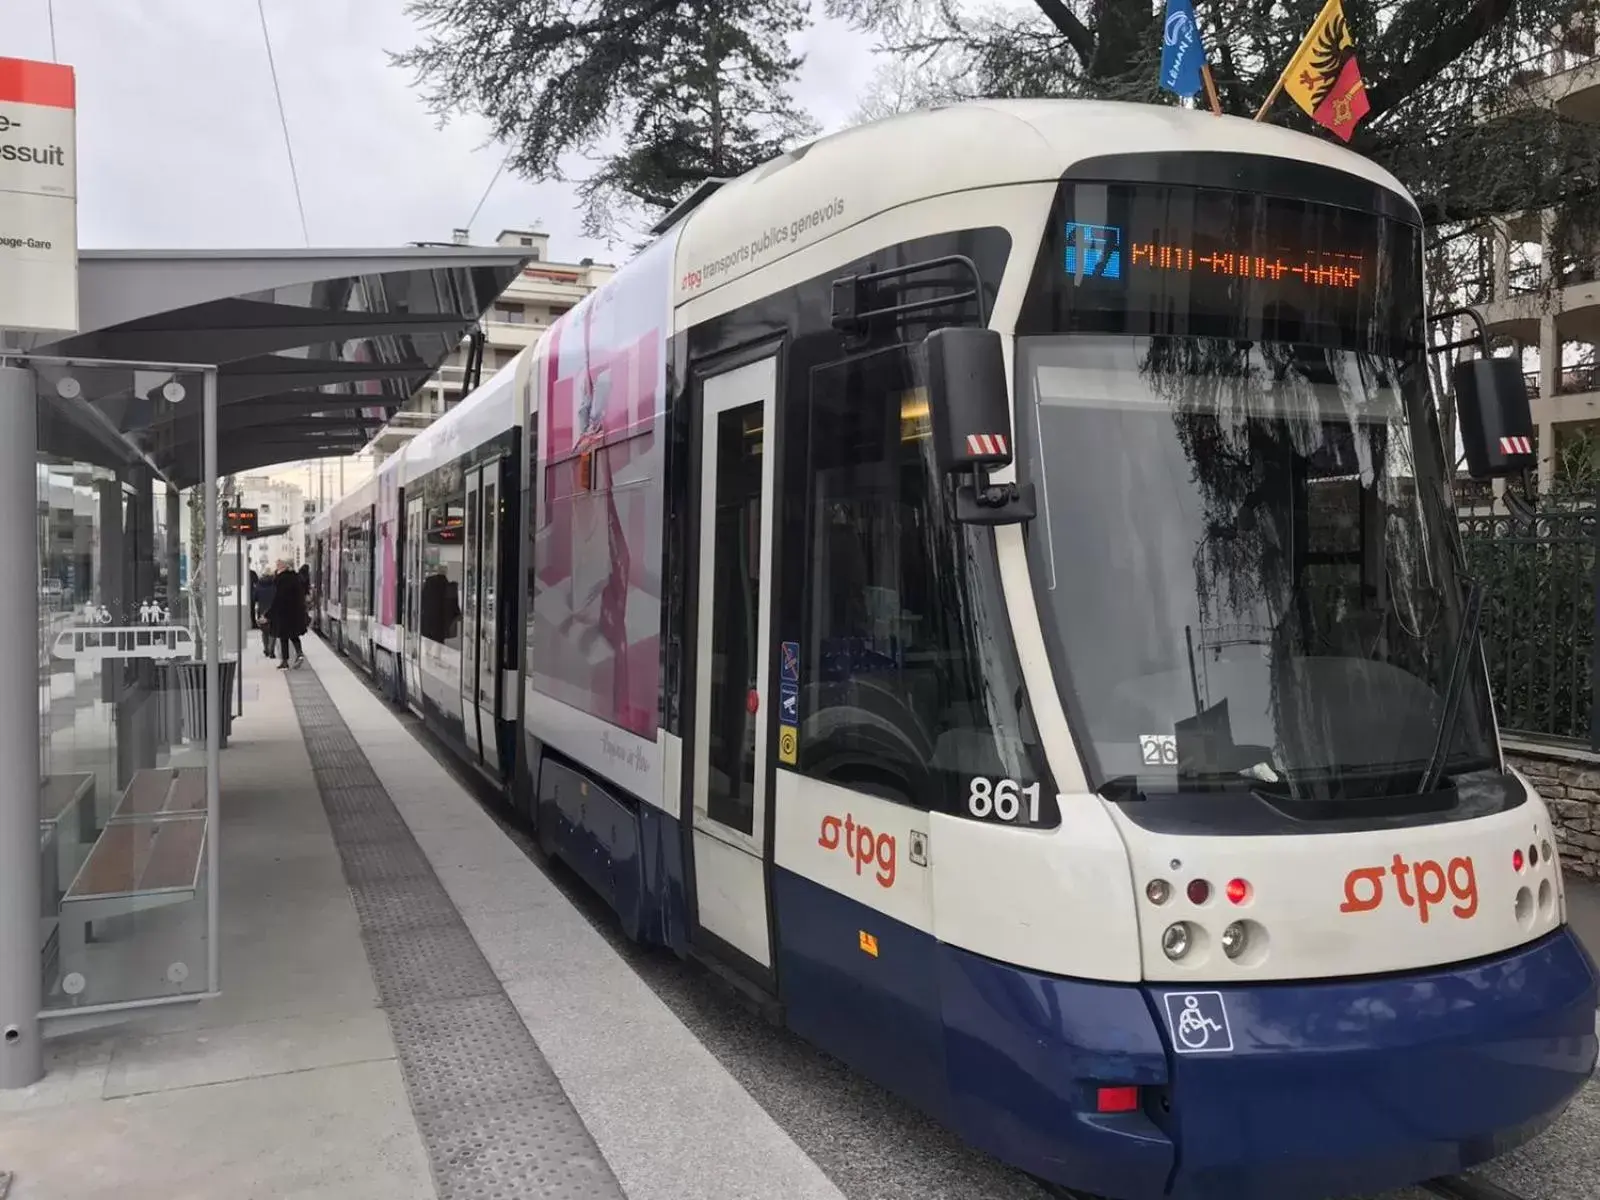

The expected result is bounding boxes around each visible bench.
[56,809,208,984]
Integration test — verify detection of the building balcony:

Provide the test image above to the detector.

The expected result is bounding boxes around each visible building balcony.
[482,320,540,349]
[1502,42,1600,122]
[1474,271,1600,342]
[1524,364,1600,426]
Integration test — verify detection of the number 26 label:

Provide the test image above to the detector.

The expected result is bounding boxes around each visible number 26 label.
[1140,734,1177,765]
[967,777,1042,823]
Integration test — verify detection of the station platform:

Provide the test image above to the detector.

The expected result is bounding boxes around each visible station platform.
[2,636,1598,1200]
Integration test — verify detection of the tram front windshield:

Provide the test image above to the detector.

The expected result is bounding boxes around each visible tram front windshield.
[1016,180,1497,803]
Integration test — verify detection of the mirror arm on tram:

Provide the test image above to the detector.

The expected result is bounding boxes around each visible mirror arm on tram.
[953,470,1037,525]
[831,255,989,336]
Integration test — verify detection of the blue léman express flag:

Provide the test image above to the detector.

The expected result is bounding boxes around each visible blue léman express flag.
[1160,0,1208,99]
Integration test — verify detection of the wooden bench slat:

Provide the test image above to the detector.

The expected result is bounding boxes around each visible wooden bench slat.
[142,817,207,891]
[168,768,207,814]
[65,815,206,900]
[67,822,155,898]
[112,769,175,819]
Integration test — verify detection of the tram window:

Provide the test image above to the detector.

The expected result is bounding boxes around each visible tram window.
[420,500,464,646]
[796,345,1051,816]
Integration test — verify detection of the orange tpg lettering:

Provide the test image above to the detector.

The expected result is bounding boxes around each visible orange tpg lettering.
[1340,853,1478,923]
[818,813,896,888]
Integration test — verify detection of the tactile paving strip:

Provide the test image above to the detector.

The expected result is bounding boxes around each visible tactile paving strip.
[287,665,626,1200]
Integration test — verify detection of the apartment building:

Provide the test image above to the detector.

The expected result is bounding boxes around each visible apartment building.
[232,474,306,575]
[1469,19,1600,498]
[366,227,615,461]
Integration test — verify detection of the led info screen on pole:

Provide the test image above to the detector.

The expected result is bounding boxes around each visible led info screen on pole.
[1047,182,1422,353]
[0,56,78,335]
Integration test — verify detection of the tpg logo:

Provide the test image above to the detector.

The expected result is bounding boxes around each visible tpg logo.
[1340,853,1479,924]
[817,812,896,889]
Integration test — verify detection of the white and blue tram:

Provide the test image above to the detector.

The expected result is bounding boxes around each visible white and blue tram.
[310,98,1598,1200]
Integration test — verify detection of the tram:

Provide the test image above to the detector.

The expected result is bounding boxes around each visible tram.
[310,98,1598,1200]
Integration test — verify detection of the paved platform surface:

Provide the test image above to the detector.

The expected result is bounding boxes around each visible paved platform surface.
[2,634,1597,1200]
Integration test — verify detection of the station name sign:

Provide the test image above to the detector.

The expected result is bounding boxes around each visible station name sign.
[0,56,78,334]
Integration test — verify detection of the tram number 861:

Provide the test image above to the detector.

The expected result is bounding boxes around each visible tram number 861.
[967,777,1043,824]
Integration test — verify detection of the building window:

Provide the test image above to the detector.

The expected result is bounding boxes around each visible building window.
[550,304,571,318]
[520,236,533,246]
[493,303,526,324]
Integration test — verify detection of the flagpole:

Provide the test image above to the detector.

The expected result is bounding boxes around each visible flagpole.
[1201,63,1223,115]
[1253,72,1288,120]
[1254,0,1339,120]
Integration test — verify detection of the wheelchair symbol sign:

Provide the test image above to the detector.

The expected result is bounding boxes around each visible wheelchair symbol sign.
[1163,991,1233,1054]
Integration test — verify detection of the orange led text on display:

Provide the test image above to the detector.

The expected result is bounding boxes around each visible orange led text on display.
[818,813,897,889]
[1127,243,1363,289]
[1340,853,1478,923]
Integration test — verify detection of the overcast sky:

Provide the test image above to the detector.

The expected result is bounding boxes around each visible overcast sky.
[11,0,879,265]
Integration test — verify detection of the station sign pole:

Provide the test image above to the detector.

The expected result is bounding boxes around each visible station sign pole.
[0,54,77,1089]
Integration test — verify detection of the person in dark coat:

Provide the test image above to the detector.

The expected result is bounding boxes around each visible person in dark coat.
[251,568,277,657]
[264,559,307,669]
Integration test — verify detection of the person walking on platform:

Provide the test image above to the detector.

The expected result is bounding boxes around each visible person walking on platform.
[252,568,277,658]
[265,558,307,669]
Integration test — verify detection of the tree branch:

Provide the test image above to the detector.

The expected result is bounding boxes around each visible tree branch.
[1031,0,1096,67]
[1366,0,1516,121]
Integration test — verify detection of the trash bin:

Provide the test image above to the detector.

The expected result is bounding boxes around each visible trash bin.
[175,657,236,748]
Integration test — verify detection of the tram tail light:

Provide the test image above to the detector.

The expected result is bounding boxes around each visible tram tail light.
[1186,879,1211,905]
[1513,848,1524,872]
[1095,1086,1140,1114]
[1226,878,1251,905]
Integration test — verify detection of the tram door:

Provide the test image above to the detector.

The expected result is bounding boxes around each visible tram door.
[476,471,501,771]
[461,467,485,761]
[403,495,425,713]
[689,355,778,969]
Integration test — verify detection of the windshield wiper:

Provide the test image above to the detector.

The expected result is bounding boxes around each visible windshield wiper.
[1417,577,1485,795]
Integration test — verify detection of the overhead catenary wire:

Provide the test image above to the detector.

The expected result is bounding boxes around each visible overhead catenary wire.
[255,0,311,247]
[46,0,58,60]
[465,148,515,240]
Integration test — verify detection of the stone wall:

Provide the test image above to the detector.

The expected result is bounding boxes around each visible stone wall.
[1505,738,1600,879]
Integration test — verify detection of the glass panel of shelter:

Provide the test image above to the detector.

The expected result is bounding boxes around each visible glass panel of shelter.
[31,358,217,1012]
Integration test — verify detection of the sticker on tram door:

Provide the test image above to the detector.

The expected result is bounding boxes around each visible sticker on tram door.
[1163,991,1234,1054]
[778,725,798,765]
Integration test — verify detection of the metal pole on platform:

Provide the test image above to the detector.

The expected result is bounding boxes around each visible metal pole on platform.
[0,362,44,1089]
[204,370,221,996]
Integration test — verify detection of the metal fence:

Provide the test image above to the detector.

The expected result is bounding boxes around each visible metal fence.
[1459,506,1598,747]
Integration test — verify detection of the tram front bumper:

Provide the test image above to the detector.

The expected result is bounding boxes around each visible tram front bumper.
[936,926,1596,1200]
[1145,926,1597,1200]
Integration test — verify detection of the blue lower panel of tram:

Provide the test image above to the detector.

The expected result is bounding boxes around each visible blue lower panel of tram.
[771,868,1598,1200]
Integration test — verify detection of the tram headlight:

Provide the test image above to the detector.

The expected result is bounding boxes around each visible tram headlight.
[1161,921,1192,960]
[1221,921,1248,959]
[1146,879,1171,905]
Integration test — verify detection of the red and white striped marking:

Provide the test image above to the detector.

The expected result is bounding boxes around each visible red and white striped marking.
[1500,435,1533,455]
[966,433,1009,457]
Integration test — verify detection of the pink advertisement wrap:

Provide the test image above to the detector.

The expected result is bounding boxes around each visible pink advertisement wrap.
[531,234,674,740]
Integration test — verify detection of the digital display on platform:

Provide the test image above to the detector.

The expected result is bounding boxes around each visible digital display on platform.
[1046,183,1421,351]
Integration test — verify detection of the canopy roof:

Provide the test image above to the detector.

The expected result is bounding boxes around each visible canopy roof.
[17,246,530,486]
